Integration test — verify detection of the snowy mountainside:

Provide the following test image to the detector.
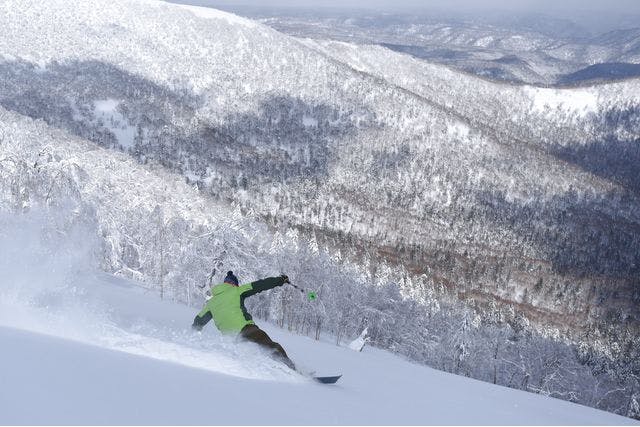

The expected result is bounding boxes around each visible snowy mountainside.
[302,38,640,130]
[1,0,640,419]
[0,105,367,310]
[0,215,636,425]
[298,37,640,335]
[238,7,640,85]
[300,36,640,197]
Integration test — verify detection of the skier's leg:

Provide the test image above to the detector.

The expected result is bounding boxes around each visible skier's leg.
[240,325,291,359]
[240,325,296,370]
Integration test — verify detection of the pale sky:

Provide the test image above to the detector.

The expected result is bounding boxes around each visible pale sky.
[174,0,640,14]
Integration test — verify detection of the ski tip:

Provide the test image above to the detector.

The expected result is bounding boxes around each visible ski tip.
[313,375,342,384]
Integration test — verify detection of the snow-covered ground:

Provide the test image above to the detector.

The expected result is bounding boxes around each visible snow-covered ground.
[0,211,636,425]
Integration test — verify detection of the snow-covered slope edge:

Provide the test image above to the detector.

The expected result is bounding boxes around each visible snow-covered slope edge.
[3,323,634,426]
[0,226,635,425]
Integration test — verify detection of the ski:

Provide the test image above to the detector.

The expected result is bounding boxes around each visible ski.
[313,375,342,384]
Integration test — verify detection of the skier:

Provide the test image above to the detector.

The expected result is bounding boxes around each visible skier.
[192,271,296,370]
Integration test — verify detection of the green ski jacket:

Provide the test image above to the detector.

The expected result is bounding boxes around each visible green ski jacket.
[193,276,286,334]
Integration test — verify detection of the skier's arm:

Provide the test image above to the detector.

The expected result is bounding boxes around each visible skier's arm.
[240,276,288,298]
[252,276,288,292]
[192,305,212,331]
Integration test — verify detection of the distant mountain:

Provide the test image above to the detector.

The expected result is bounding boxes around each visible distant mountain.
[223,6,640,85]
[559,62,640,84]
[0,0,639,419]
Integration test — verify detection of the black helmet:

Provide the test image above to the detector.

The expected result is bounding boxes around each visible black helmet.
[224,271,239,286]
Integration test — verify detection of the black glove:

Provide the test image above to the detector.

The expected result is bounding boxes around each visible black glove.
[280,274,290,284]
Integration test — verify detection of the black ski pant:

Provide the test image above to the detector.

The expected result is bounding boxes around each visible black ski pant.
[240,324,296,370]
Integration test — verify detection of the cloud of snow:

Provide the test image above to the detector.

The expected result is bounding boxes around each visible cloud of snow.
[0,207,101,337]
[0,207,299,382]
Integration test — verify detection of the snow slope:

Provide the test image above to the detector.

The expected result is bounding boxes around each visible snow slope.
[0,213,636,425]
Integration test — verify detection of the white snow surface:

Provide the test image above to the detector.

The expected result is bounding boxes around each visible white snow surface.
[348,328,369,352]
[0,211,636,425]
[448,121,471,139]
[303,115,319,127]
[173,2,257,28]
[93,99,136,148]
[524,87,599,117]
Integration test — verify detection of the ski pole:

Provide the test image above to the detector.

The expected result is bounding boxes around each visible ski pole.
[289,283,318,301]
